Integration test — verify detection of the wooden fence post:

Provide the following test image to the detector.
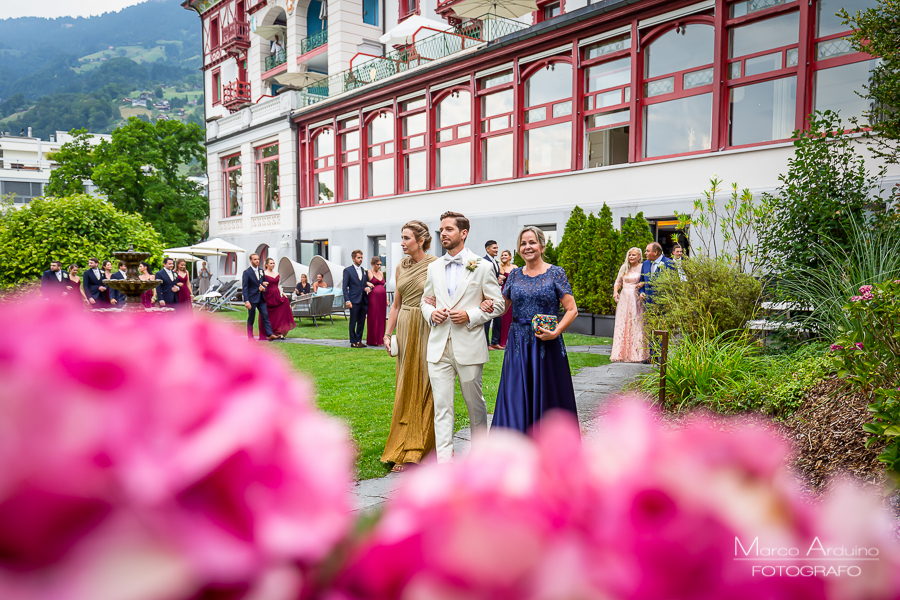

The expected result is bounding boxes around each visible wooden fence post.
[653,330,669,404]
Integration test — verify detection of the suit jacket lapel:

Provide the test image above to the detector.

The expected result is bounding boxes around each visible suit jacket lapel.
[434,260,452,305]
[450,250,473,307]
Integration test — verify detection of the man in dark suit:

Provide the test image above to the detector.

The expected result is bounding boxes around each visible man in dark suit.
[482,240,503,349]
[155,257,182,308]
[242,253,276,341]
[41,261,71,299]
[83,258,108,308]
[109,260,128,306]
[342,249,369,348]
[640,242,676,363]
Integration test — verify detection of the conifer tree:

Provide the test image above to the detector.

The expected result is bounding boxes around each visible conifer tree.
[558,206,586,300]
[594,203,621,315]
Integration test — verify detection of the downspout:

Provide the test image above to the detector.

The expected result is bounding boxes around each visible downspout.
[381,0,386,55]
[290,114,301,261]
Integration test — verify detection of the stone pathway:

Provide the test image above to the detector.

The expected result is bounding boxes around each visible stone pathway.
[349,353,652,513]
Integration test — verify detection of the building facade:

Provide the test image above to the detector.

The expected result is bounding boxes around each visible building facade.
[184,0,898,283]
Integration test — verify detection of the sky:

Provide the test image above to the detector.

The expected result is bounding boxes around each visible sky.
[1,0,150,19]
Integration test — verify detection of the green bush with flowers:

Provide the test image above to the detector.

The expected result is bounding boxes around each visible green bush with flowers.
[830,280,900,483]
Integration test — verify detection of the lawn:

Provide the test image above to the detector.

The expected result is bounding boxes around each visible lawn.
[213,307,611,479]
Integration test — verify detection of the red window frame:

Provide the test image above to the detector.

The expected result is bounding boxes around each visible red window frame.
[210,15,220,49]
[255,142,279,213]
[224,252,237,275]
[399,0,419,21]
[257,244,269,265]
[212,68,222,105]
[638,18,716,161]
[477,70,515,183]
[310,127,336,205]
[399,97,428,193]
[221,152,242,218]
[433,86,474,189]
[365,110,397,198]
[520,58,576,177]
[338,116,362,201]
[534,0,564,24]
[581,34,633,166]
[723,2,801,149]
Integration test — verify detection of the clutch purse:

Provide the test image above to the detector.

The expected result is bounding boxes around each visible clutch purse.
[531,314,558,333]
[389,335,399,357]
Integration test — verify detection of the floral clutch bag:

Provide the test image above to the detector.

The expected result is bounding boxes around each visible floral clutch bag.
[531,314,558,333]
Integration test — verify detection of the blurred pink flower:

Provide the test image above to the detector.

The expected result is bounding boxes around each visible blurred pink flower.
[830,344,844,351]
[856,342,865,350]
[859,285,873,294]
[0,300,354,600]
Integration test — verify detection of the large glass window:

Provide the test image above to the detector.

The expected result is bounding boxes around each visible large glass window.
[813,59,878,124]
[312,128,335,204]
[523,62,573,175]
[339,117,361,201]
[400,97,427,192]
[435,90,472,187]
[583,34,631,167]
[586,109,630,168]
[255,143,279,212]
[729,77,797,146]
[479,74,514,181]
[366,111,395,197]
[817,0,878,38]
[642,23,714,158]
[222,154,242,217]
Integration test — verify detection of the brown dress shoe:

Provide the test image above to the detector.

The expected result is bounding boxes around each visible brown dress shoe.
[267,334,278,341]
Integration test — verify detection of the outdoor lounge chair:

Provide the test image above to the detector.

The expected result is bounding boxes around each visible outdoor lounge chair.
[291,294,334,326]
[205,280,239,313]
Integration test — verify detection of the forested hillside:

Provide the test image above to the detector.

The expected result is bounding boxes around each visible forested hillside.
[0,0,203,139]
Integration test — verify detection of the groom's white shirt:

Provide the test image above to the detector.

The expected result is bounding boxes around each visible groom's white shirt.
[420,247,505,366]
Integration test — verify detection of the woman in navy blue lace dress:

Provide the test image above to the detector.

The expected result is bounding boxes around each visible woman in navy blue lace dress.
[492,226,579,434]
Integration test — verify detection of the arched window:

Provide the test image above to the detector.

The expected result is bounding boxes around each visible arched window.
[311,128,335,204]
[400,96,427,192]
[223,252,237,275]
[366,111,395,197]
[256,244,269,265]
[726,3,799,147]
[523,61,573,175]
[339,116,361,201]
[307,0,325,36]
[641,23,715,158]
[434,89,472,187]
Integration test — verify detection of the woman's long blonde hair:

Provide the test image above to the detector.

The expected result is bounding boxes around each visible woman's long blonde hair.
[617,247,643,278]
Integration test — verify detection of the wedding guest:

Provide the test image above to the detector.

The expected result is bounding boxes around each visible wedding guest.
[640,242,675,306]
[492,226,578,435]
[258,257,295,340]
[342,250,369,348]
[312,273,328,293]
[611,247,648,363]
[175,259,193,312]
[242,253,276,341]
[672,243,687,282]
[365,256,387,347]
[295,273,312,296]
[198,261,211,295]
[83,258,107,309]
[67,264,88,307]
[381,220,439,471]
[155,257,180,308]
[483,240,503,350]
[498,249,516,349]
[40,261,70,299]
[138,262,157,308]
[102,260,115,306]
[109,260,128,306]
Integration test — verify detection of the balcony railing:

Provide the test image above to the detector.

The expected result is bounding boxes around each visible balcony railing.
[222,20,251,53]
[223,80,252,112]
[294,15,527,105]
[265,47,287,71]
[300,29,328,55]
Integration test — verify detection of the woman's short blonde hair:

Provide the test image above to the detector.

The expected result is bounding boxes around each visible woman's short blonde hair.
[516,226,546,254]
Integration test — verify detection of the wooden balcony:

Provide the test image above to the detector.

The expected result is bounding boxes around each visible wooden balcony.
[223,80,252,112]
[222,20,251,54]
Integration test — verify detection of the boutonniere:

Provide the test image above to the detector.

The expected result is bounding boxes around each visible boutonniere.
[465,257,480,273]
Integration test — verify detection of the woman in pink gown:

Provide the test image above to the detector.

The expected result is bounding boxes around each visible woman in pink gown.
[258,257,295,340]
[611,247,649,363]
[366,256,387,346]
[175,259,193,313]
[138,262,157,308]
[497,250,516,348]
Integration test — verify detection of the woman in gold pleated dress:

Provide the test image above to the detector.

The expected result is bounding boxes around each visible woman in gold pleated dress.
[381,220,439,472]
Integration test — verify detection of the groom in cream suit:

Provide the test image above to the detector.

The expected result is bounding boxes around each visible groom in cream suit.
[421,211,505,463]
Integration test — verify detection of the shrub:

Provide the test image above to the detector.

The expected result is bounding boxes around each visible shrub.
[645,255,762,338]
[617,211,653,262]
[830,279,900,483]
[0,194,165,288]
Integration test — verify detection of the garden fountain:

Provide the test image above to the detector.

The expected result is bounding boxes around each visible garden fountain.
[103,244,163,312]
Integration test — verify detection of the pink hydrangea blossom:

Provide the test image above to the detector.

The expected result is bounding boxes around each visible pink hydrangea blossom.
[830,344,844,351]
[0,300,354,600]
[856,342,865,350]
[859,285,873,294]
[327,399,900,600]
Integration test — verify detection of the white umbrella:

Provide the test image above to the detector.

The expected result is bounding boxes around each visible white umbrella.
[275,71,328,87]
[452,0,538,19]
[164,252,205,262]
[379,15,451,46]
[253,24,287,42]
[189,238,246,254]
[165,246,224,256]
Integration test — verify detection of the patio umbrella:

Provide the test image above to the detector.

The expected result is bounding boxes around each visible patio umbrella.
[165,245,225,256]
[451,0,537,19]
[189,238,246,254]
[379,15,451,46]
[275,71,328,87]
[164,252,205,262]
[253,24,287,42]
